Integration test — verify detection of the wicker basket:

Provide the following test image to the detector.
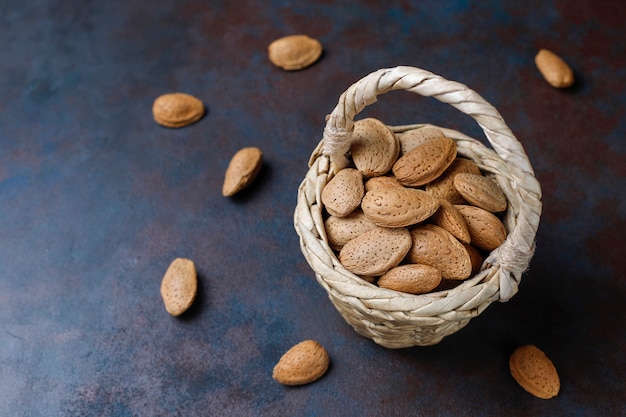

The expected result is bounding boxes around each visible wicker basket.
[294,66,542,348]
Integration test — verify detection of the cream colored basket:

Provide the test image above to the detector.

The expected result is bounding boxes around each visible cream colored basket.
[294,66,542,348]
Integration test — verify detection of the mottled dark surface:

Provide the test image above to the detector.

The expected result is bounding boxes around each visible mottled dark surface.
[1,1,624,416]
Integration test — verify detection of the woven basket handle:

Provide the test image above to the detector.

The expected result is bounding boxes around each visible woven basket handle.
[323,66,532,175]
[322,66,542,301]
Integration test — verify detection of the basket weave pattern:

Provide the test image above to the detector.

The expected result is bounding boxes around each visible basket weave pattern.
[294,66,542,348]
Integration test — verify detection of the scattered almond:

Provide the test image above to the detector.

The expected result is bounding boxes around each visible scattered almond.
[339,227,412,276]
[272,340,330,385]
[152,93,205,128]
[392,136,456,187]
[535,48,575,88]
[268,35,322,71]
[321,168,364,217]
[378,264,442,294]
[160,258,197,316]
[222,147,264,197]
[361,187,439,228]
[510,345,560,399]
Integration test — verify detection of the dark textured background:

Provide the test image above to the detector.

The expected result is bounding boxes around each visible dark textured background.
[1,1,624,416]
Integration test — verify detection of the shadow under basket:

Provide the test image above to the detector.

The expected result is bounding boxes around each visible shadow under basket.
[294,66,542,348]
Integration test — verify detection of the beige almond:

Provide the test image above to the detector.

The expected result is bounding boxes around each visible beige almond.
[339,227,412,276]
[361,187,439,228]
[378,264,442,295]
[268,35,322,71]
[160,258,197,316]
[407,224,472,280]
[454,172,507,213]
[430,199,471,243]
[152,93,205,128]
[321,168,364,217]
[535,48,574,88]
[272,340,330,385]
[455,205,507,251]
[350,118,400,177]
[397,127,445,155]
[392,136,456,187]
[510,345,560,399]
[324,210,377,251]
[463,243,484,275]
[425,158,481,204]
[222,147,264,197]
[364,175,402,192]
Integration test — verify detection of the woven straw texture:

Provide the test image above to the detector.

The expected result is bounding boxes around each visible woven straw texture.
[294,66,542,348]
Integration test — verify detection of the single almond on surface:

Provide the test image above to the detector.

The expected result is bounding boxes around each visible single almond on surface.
[324,210,377,251]
[509,345,560,399]
[272,340,330,386]
[361,187,439,228]
[535,48,575,88]
[350,118,400,177]
[430,199,471,243]
[392,136,456,187]
[407,224,472,280]
[160,258,197,316]
[397,127,445,155]
[268,35,322,71]
[152,93,205,128]
[425,158,482,204]
[321,168,364,217]
[455,205,507,251]
[222,147,264,197]
[339,227,412,276]
[454,172,507,213]
[378,264,442,294]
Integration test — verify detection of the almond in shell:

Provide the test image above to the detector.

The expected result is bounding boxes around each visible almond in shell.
[430,199,471,243]
[454,172,507,213]
[324,210,377,251]
[321,168,364,217]
[407,224,472,280]
[397,127,445,155]
[535,48,574,88]
[361,187,439,228]
[364,175,402,192]
[160,258,197,316]
[425,158,481,204]
[222,147,264,197]
[509,344,560,399]
[455,205,507,251]
[350,118,400,177]
[339,227,412,276]
[463,243,484,275]
[378,264,442,295]
[392,136,456,187]
[152,93,205,128]
[268,35,322,71]
[272,340,330,386]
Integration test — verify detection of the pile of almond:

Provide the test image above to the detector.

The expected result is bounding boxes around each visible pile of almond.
[322,118,508,295]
